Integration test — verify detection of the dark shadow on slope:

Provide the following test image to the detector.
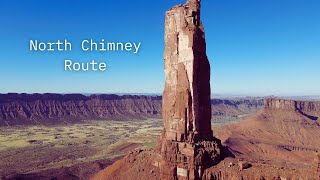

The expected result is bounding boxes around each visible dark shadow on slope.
[3,157,123,180]
[222,146,236,158]
[297,109,319,121]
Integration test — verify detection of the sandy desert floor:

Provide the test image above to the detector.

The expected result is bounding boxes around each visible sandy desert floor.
[0,116,247,179]
[0,119,163,178]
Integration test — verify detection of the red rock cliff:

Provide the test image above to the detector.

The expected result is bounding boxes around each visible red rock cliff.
[0,93,162,126]
[264,98,320,120]
[162,0,212,143]
[264,98,320,111]
[0,93,263,126]
[160,0,223,179]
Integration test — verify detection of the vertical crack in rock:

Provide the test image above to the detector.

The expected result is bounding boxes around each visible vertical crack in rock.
[160,0,223,179]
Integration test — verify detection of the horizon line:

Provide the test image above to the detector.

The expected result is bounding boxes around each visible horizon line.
[1,92,320,98]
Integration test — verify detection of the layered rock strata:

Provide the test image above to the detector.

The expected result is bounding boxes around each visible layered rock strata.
[0,93,162,126]
[163,0,212,144]
[0,93,263,126]
[160,0,223,179]
[264,98,320,112]
[264,98,320,120]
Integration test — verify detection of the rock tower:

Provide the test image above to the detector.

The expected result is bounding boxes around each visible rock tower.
[160,0,223,179]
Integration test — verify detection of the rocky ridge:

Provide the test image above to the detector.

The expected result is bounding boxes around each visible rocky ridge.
[0,93,263,126]
[264,98,320,120]
[0,93,162,126]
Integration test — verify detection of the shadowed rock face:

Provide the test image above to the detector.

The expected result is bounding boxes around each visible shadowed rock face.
[163,0,212,143]
[160,0,223,179]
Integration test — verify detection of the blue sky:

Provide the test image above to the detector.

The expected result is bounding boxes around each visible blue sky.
[0,0,319,96]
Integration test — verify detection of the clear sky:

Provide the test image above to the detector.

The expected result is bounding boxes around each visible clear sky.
[0,0,319,96]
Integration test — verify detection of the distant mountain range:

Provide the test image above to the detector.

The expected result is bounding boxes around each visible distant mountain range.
[0,93,264,126]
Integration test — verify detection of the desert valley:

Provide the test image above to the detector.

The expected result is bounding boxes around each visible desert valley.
[0,93,263,179]
[1,0,320,179]
[0,95,319,179]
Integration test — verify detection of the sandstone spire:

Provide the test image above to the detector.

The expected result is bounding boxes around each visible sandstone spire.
[160,0,223,179]
[163,0,212,143]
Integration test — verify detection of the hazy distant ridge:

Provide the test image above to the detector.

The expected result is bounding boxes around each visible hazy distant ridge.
[0,93,263,126]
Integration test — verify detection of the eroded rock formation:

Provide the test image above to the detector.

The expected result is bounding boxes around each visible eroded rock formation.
[0,93,263,126]
[160,0,223,179]
[163,0,212,143]
[264,98,320,112]
[264,98,320,120]
[0,93,162,126]
[92,96,320,180]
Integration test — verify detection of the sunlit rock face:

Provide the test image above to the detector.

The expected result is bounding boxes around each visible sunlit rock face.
[162,0,212,143]
[160,0,223,179]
